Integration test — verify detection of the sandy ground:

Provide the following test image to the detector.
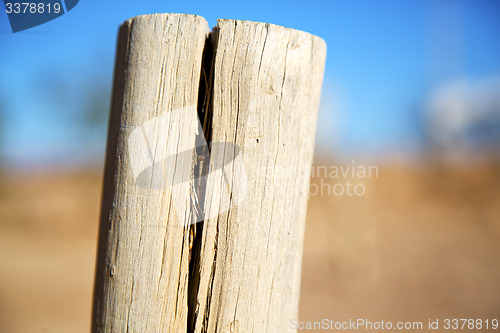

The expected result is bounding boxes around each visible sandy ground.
[0,162,499,332]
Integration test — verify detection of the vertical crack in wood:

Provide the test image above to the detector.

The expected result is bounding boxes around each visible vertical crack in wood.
[188,27,218,333]
[92,15,325,332]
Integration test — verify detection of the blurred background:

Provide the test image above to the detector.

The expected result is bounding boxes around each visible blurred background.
[0,0,499,332]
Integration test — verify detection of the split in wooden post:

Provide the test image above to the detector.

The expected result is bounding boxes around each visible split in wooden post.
[92,13,326,333]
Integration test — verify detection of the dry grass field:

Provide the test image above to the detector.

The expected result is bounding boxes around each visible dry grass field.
[0,161,499,332]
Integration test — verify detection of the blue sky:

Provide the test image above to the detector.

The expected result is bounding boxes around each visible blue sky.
[0,0,499,165]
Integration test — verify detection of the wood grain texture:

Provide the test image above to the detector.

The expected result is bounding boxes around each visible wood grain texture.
[190,19,326,333]
[92,14,326,333]
[92,14,209,333]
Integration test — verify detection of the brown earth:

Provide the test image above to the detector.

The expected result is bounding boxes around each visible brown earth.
[0,162,499,332]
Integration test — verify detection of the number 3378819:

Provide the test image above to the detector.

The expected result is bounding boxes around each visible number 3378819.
[5,2,61,14]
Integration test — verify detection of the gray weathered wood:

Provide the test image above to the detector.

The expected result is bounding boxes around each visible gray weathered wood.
[189,19,326,333]
[92,13,209,333]
[92,13,326,333]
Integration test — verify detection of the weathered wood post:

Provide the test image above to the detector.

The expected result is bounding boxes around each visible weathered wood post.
[92,13,326,333]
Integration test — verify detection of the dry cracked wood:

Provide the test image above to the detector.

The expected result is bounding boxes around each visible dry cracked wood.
[92,13,326,333]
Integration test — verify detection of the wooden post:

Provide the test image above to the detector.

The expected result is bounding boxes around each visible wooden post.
[92,13,326,333]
